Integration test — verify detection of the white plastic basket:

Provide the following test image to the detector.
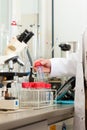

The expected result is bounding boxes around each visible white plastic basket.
[19,88,56,109]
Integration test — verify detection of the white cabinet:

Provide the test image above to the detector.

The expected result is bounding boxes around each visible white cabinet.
[48,118,73,130]
[15,120,48,130]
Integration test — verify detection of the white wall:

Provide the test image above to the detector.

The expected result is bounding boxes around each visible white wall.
[54,0,87,43]
[2,0,86,58]
[38,0,52,59]
[0,0,9,29]
[21,0,39,14]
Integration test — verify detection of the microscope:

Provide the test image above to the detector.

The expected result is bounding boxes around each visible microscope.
[0,29,34,110]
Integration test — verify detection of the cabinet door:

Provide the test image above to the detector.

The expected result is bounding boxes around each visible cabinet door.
[48,118,73,130]
[15,120,48,130]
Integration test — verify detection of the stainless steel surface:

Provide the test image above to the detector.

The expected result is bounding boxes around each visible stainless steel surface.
[0,105,74,130]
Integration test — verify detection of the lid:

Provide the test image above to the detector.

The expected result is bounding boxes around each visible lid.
[22,82,51,89]
[11,21,17,26]
[35,61,42,67]
[22,82,34,88]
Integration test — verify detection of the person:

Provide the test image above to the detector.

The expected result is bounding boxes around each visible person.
[33,52,78,78]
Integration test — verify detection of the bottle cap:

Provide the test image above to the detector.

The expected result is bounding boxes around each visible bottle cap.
[35,61,42,67]
[11,21,17,26]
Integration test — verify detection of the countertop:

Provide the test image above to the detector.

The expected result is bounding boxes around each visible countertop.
[0,104,74,130]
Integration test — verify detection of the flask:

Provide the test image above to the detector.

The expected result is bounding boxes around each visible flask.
[35,61,44,82]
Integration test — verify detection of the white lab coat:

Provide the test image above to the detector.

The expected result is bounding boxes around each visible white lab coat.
[49,52,78,78]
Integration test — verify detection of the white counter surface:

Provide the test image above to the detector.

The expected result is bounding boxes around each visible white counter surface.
[0,104,74,130]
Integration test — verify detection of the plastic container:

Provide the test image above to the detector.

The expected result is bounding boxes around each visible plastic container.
[20,82,56,109]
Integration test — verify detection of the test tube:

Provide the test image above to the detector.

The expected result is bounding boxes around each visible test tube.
[35,61,44,82]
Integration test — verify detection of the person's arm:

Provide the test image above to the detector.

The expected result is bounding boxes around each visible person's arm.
[33,52,78,78]
[49,52,78,77]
